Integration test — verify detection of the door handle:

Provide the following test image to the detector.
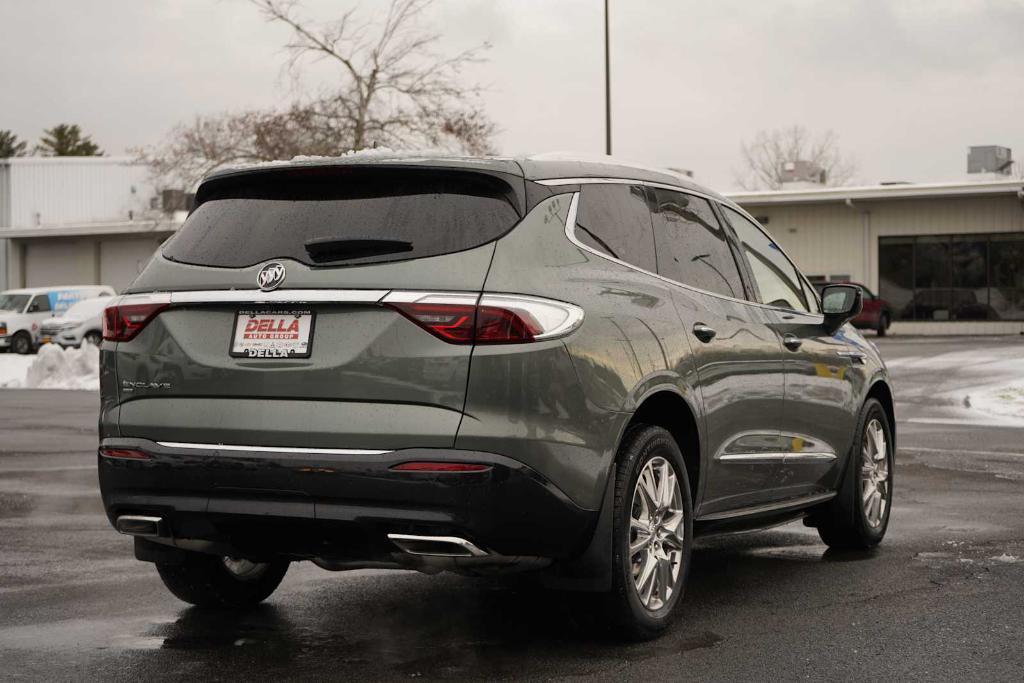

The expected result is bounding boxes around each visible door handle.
[693,323,717,343]
[782,334,803,351]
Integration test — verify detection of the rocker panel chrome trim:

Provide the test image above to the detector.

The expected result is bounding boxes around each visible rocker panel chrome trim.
[697,492,837,522]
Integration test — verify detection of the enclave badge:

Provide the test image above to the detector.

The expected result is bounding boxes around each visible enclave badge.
[257,262,286,291]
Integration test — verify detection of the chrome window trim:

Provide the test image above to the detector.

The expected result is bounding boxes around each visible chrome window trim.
[157,441,391,456]
[563,190,818,316]
[537,176,722,205]
[555,181,826,319]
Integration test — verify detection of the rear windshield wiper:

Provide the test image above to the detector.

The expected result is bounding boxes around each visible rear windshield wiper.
[303,237,414,263]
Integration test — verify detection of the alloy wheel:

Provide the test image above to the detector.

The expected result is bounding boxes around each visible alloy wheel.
[629,456,685,611]
[861,418,890,528]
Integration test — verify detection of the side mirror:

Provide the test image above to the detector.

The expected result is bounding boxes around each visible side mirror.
[821,284,863,334]
[27,302,40,313]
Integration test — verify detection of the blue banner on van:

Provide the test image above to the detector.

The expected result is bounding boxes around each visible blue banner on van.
[48,290,90,314]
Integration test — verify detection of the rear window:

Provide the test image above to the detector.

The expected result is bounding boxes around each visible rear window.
[164,169,521,268]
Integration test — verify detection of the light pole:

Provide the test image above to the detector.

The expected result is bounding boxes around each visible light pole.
[604,0,611,156]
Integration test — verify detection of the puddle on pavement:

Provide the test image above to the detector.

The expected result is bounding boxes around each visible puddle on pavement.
[744,545,826,562]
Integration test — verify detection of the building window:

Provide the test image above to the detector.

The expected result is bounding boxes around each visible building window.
[879,233,1024,321]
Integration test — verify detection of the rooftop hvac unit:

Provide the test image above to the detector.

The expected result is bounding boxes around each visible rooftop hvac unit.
[967,146,1012,175]
[161,189,195,213]
[779,159,827,185]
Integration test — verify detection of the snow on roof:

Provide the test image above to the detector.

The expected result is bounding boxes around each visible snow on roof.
[727,179,1024,205]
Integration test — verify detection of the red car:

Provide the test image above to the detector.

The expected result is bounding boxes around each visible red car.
[816,281,892,336]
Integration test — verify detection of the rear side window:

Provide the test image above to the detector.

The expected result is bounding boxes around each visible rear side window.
[574,184,656,272]
[651,189,744,299]
[164,169,521,268]
[723,206,810,312]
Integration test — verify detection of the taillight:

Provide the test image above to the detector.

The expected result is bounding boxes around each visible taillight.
[103,300,169,342]
[99,447,150,460]
[383,292,583,345]
[388,302,479,343]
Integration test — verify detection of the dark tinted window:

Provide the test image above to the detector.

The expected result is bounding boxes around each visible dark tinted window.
[651,189,743,298]
[880,233,1024,321]
[29,295,51,313]
[723,206,810,312]
[575,184,656,272]
[164,170,521,268]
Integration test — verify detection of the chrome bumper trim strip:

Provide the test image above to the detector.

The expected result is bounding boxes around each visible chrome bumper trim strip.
[156,441,391,456]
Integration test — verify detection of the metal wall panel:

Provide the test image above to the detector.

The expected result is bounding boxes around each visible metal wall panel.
[99,236,163,292]
[740,195,1024,294]
[23,238,97,287]
[6,158,156,229]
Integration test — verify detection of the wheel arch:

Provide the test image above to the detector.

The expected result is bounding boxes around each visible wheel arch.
[622,388,702,508]
[866,378,896,450]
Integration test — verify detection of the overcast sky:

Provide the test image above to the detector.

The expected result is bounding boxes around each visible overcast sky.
[2,0,1022,190]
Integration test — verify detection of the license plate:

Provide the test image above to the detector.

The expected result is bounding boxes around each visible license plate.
[231,310,314,358]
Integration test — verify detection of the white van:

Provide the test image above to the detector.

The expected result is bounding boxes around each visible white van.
[0,286,116,354]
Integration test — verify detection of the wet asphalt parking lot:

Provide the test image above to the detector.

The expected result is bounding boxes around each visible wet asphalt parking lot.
[3,336,1024,680]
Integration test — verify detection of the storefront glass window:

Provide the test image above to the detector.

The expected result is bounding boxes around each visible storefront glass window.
[880,233,1024,322]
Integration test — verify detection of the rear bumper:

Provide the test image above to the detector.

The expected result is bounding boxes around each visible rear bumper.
[98,438,597,563]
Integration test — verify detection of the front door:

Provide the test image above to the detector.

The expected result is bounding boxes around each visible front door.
[720,205,858,499]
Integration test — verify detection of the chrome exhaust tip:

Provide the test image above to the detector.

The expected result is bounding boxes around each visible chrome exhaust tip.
[387,533,488,558]
[115,515,166,538]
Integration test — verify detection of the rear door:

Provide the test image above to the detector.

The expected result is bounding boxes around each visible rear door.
[113,167,524,455]
[649,188,790,515]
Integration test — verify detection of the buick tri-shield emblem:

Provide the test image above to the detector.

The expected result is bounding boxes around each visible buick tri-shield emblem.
[257,262,286,291]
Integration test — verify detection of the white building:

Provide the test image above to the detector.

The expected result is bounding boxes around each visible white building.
[3,155,1023,335]
[728,179,1024,335]
[0,157,181,292]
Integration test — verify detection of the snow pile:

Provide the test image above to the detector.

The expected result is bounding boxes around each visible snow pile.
[970,385,1024,420]
[887,347,1024,425]
[0,354,36,388]
[23,343,100,391]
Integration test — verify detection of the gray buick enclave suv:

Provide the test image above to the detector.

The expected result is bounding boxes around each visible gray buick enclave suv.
[98,155,894,638]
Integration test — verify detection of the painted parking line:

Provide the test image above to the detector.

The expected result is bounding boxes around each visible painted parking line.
[901,446,1024,458]
[904,417,1024,428]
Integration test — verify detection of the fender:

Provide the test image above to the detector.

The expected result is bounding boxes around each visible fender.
[541,382,704,591]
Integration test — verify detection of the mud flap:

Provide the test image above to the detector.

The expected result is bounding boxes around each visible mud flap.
[540,467,615,592]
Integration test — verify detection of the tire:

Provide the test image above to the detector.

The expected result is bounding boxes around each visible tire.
[156,553,289,608]
[813,398,893,549]
[11,332,33,355]
[876,313,890,337]
[83,330,102,346]
[602,424,693,640]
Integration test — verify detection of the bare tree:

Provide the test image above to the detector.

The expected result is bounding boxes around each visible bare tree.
[735,125,856,190]
[251,0,493,152]
[139,0,495,190]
